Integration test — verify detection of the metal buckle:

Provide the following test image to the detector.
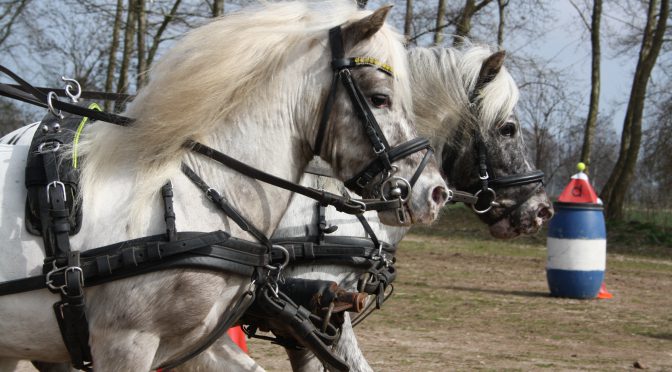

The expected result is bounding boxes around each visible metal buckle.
[38,141,61,153]
[46,181,67,204]
[65,266,85,289]
[46,262,85,295]
[46,261,67,292]
[348,199,367,213]
[479,171,489,180]
[373,144,386,155]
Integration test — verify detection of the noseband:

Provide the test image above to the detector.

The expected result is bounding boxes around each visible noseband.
[312,26,437,224]
[469,134,545,216]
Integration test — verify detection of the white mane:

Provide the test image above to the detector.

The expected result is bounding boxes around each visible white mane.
[73,0,411,233]
[409,42,519,146]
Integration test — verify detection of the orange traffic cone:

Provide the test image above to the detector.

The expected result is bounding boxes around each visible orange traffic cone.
[597,282,613,299]
[227,326,248,353]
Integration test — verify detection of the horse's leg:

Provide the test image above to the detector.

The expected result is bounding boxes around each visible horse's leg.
[284,313,373,372]
[0,358,19,372]
[285,348,323,372]
[331,314,373,372]
[171,335,265,372]
[89,328,160,372]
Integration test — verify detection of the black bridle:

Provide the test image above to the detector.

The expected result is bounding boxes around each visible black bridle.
[443,97,545,223]
[313,26,437,224]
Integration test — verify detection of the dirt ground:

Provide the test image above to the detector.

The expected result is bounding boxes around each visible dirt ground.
[247,234,672,371]
[14,231,672,372]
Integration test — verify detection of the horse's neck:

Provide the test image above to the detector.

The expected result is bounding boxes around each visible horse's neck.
[75,121,309,249]
[273,172,408,244]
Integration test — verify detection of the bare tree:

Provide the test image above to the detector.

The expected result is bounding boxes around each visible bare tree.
[117,0,137,98]
[0,0,31,50]
[434,0,447,45]
[136,0,147,88]
[104,0,124,111]
[577,0,603,174]
[453,0,495,46]
[212,0,224,17]
[601,0,670,220]
[404,0,413,41]
[496,0,508,47]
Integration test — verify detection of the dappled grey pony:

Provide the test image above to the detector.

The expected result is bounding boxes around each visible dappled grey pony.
[168,44,553,371]
[0,2,449,371]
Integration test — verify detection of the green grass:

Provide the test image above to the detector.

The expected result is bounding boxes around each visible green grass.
[413,205,672,259]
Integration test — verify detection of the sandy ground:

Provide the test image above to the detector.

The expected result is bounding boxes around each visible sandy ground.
[14,234,672,371]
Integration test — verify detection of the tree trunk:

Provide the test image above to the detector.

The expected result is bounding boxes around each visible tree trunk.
[116,0,136,110]
[601,0,669,220]
[404,0,413,41]
[136,0,147,88]
[580,0,602,173]
[434,0,446,45]
[212,0,224,17]
[496,0,507,47]
[453,0,494,47]
[104,0,123,111]
[147,0,182,69]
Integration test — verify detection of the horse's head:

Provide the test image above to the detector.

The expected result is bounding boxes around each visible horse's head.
[410,46,553,238]
[313,6,448,226]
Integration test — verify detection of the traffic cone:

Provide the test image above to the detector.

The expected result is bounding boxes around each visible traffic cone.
[597,282,613,299]
[227,326,248,353]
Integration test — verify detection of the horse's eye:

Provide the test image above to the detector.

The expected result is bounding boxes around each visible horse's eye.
[499,123,516,137]
[370,94,391,108]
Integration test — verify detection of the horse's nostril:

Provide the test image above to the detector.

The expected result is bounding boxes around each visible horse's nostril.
[432,186,448,206]
[537,205,553,221]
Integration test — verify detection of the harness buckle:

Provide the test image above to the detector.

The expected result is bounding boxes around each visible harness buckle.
[46,181,67,204]
[46,262,85,295]
[46,261,67,292]
[38,141,61,153]
[479,170,489,180]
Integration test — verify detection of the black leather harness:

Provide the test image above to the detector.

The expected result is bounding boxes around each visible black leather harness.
[0,23,423,372]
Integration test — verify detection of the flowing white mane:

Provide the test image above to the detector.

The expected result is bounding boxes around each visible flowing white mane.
[76,1,410,173]
[409,42,519,145]
[73,0,410,232]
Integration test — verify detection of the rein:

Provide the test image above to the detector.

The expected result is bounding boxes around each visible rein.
[0,21,428,372]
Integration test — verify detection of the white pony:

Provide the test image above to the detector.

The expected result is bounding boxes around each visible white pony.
[169,44,553,372]
[0,2,449,371]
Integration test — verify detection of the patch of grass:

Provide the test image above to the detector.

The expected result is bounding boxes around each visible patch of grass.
[412,205,672,259]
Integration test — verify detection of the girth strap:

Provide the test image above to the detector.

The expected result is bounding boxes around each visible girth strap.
[0,231,271,295]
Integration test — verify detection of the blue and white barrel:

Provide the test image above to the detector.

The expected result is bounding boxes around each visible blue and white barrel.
[546,202,606,298]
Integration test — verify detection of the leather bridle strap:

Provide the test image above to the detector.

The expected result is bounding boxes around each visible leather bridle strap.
[186,141,402,214]
[345,137,434,194]
[181,163,273,248]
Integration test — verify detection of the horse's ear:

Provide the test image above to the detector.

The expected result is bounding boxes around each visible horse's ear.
[342,5,393,50]
[476,50,506,87]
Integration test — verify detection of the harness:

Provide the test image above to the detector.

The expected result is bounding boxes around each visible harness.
[0,23,428,372]
[440,64,545,221]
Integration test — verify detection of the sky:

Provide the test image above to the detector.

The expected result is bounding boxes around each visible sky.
[518,1,633,132]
